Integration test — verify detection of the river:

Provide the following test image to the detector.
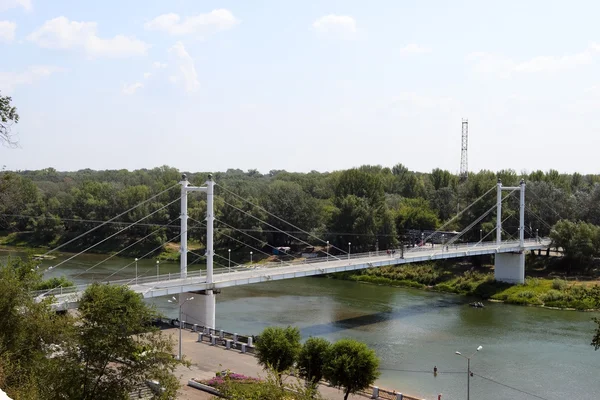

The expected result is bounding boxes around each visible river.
[4,249,600,400]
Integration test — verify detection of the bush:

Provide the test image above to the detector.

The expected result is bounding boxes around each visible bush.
[33,276,75,291]
[541,290,564,303]
[552,279,567,290]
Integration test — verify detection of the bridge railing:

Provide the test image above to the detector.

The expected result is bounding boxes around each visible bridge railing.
[33,238,550,299]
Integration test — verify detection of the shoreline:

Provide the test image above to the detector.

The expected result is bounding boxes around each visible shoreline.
[336,276,600,312]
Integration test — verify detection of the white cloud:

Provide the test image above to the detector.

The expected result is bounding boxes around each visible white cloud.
[468,44,599,78]
[153,61,167,69]
[145,9,238,36]
[143,72,152,79]
[400,44,430,55]
[0,20,16,43]
[0,0,31,12]
[168,41,199,92]
[312,15,356,35]
[0,65,61,93]
[122,82,143,95]
[27,16,149,58]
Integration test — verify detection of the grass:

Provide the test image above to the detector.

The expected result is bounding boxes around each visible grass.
[332,260,600,310]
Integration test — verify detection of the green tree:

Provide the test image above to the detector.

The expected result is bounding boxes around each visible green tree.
[261,180,320,246]
[298,337,331,388]
[0,92,19,147]
[324,339,380,400]
[550,219,600,273]
[255,326,301,385]
[0,258,71,399]
[394,198,439,233]
[54,283,182,400]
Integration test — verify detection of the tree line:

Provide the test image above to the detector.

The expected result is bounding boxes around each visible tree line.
[2,166,600,261]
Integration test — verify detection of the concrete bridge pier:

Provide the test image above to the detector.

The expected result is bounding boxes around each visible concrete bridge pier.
[181,290,216,328]
[494,252,525,284]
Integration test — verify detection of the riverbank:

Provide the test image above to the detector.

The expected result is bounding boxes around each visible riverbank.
[331,257,600,311]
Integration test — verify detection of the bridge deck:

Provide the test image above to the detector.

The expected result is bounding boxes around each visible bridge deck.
[39,239,550,309]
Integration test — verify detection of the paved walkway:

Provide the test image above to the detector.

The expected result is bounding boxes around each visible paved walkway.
[163,328,389,400]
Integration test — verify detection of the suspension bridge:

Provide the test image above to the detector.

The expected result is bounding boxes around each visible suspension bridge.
[32,174,552,329]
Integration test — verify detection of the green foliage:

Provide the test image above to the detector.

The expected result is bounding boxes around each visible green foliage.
[255,326,301,383]
[394,197,439,233]
[298,337,331,387]
[550,219,600,272]
[324,339,380,400]
[552,278,567,290]
[0,91,19,147]
[33,276,75,291]
[0,258,70,399]
[52,283,182,400]
[217,366,322,400]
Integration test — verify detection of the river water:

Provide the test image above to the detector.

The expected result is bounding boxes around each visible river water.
[4,249,600,400]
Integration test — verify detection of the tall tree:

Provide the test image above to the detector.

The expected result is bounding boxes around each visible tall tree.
[0,92,19,147]
[324,339,380,400]
[54,283,182,400]
[298,337,331,389]
[254,326,301,386]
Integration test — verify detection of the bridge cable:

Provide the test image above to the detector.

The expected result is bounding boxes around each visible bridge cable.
[216,184,348,255]
[0,213,408,238]
[220,199,342,260]
[68,216,181,280]
[37,183,178,259]
[422,186,497,245]
[214,218,305,260]
[47,194,182,274]
[445,189,518,246]
[188,216,277,262]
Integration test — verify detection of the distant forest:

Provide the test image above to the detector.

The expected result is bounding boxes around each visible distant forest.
[0,165,597,259]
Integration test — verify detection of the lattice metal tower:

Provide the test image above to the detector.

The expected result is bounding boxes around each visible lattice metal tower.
[460,119,468,181]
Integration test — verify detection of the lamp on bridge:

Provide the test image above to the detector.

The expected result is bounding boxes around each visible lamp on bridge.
[228,249,231,273]
[326,241,329,261]
[455,345,482,400]
[250,251,253,265]
[156,260,159,280]
[348,242,351,260]
[479,229,483,243]
[168,296,195,360]
[135,258,138,285]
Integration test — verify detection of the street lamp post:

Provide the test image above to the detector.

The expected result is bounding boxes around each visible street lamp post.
[442,234,445,251]
[326,241,329,261]
[455,345,483,400]
[135,258,138,284]
[480,229,483,244]
[228,249,231,273]
[421,232,424,246]
[168,296,194,360]
[348,242,351,260]
[250,251,253,265]
[536,229,539,243]
[156,260,159,281]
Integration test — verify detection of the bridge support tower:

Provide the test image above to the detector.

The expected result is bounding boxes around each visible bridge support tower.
[494,179,526,284]
[179,174,216,329]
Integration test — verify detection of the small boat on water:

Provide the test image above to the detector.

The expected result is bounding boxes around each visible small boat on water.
[469,302,485,308]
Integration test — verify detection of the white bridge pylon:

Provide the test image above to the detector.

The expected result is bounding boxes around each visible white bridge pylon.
[178,173,216,330]
[495,178,527,283]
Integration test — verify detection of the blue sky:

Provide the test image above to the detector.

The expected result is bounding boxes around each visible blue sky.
[1,0,599,174]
